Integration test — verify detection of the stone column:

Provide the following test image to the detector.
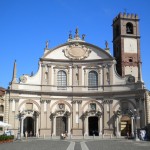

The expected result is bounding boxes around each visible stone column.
[109,100,113,129]
[52,116,56,136]
[135,98,140,128]
[116,117,120,136]
[98,68,102,87]
[77,101,82,129]
[72,100,77,129]
[41,64,46,85]
[40,100,45,128]
[102,65,105,90]
[21,118,24,137]
[46,100,51,129]
[85,117,88,136]
[68,116,71,135]
[47,65,51,85]
[131,117,134,137]
[84,70,87,86]
[69,66,72,86]
[36,114,39,137]
[106,64,110,85]
[103,100,108,129]
[54,68,56,85]
[99,116,102,135]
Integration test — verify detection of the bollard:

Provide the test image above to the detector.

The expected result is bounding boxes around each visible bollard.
[25,131,28,140]
[93,134,95,139]
[102,134,104,139]
[43,134,45,139]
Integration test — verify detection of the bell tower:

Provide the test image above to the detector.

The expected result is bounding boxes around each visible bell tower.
[113,13,141,81]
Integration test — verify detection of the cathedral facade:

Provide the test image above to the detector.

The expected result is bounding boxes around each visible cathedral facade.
[4,13,150,137]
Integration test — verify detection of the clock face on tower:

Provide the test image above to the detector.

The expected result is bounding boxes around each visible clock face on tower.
[124,38,137,53]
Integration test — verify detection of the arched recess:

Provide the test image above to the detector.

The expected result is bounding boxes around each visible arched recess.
[50,100,72,113]
[113,99,136,137]
[50,100,72,136]
[82,100,103,112]
[18,99,41,113]
[126,22,133,34]
[112,99,136,112]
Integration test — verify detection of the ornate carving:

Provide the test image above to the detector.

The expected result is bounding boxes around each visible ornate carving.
[77,100,82,104]
[40,100,45,103]
[15,99,19,102]
[19,76,27,83]
[126,75,135,83]
[65,111,71,117]
[9,98,13,102]
[58,103,65,110]
[103,99,113,104]
[82,110,102,117]
[72,100,77,104]
[63,43,91,60]
[46,100,51,104]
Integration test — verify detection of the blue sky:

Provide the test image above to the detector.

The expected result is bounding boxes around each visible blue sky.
[0,0,150,89]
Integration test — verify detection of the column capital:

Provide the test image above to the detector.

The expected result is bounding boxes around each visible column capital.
[77,100,82,104]
[46,100,51,104]
[15,99,19,102]
[72,100,77,104]
[40,99,45,103]
[9,98,13,102]
[103,99,113,104]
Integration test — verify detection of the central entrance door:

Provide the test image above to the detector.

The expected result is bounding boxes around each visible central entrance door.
[88,116,99,136]
[23,117,34,137]
[56,116,67,136]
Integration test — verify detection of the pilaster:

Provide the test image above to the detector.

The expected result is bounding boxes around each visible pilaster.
[40,100,46,128]
[14,99,19,129]
[46,100,51,130]
[9,99,15,127]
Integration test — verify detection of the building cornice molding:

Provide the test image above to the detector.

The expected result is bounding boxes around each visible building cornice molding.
[8,88,146,98]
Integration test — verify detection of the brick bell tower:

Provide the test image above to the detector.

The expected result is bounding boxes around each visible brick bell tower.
[113,13,142,82]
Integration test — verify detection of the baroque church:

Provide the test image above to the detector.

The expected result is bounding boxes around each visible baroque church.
[3,13,150,137]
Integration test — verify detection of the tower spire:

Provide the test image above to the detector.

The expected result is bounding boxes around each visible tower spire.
[12,60,17,83]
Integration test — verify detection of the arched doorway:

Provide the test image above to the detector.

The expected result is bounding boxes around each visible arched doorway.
[56,116,67,136]
[23,117,34,137]
[120,115,131,136]
[88,116,99,136]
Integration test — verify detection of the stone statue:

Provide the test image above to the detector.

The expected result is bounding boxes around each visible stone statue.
[46,41,49,48]
[82,34,85,40]
[105,41,108,48]
[69,31,72,39]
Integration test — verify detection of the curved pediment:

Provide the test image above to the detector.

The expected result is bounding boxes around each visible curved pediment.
[42,41,113,61]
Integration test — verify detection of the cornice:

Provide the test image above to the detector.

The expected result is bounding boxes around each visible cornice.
[7,88,145,98]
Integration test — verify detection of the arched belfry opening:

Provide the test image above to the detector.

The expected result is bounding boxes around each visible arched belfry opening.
[126,22,133,34]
